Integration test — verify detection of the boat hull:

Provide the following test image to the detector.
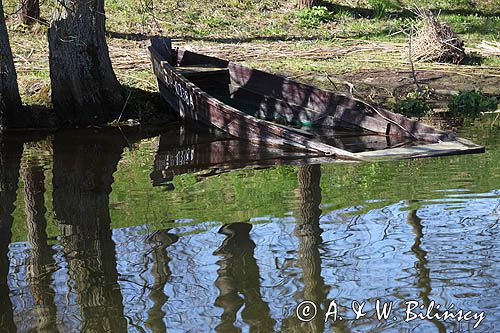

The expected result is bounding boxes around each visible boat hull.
[149,37,485,161]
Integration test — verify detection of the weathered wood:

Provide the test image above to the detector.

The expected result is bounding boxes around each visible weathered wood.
[177,66,228,78]
[228,62,450,140]
[357,138,485,160]
[0,1,22,131]
[151,37,175,65]
[48,0,123,126]
[151,50,361,160]
[149,39,485,161]
[227,83,410,136]
[177,49,229,68]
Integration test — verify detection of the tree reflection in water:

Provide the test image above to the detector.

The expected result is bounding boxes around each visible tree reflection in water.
[406,204,446,333]
[214,222,276,332]
[52,130,128,332]
[0,136,23,333]
[0,124,496,332]
[144,229,178,333]
[283,165,351,333]
[23,155,59,333]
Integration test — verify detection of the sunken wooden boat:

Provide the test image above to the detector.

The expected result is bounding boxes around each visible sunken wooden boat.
[149,37,484,161]
[150,125,336,186]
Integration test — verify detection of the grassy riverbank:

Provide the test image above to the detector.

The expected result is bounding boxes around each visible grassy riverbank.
[5,0,500,116]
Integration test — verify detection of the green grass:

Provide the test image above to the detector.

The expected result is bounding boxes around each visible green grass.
[3,0,500,111]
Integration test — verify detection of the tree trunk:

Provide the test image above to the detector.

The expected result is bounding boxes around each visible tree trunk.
[48,0,123,126]
[0,1,22,132]
[18,0,40,25]
[297,0,317,9]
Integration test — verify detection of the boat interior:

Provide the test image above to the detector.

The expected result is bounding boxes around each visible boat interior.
[165,48,434,151]
[148,38,485,161]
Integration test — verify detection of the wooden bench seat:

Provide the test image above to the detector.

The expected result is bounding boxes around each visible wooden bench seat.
[176,66,229,78]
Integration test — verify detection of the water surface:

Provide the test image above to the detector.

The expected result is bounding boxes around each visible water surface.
[0,118,498,332]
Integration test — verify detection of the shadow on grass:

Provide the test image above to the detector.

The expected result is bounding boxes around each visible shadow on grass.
[318,2,499,19]
[461,53,484,65]
[119,86,181,124]
[107,4,498,44]
[108,31,332,43]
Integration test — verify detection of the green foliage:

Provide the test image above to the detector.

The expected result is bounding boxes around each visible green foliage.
[298,6,333,28]
[368,0,399,19]
[448,90,498,117]
[393,91,432,117]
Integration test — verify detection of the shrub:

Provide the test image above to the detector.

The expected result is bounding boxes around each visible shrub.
[448,90,498,117]
[298,6,333,28]
[393,94,431,118]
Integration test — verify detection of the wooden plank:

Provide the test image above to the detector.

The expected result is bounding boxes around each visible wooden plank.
[177,66,229,78]
[357,140,485,161]
[227,62,451,141]
[150,47,363,160]
[177,49,229,68]
[150,37,176,65]
[227,84,413,137]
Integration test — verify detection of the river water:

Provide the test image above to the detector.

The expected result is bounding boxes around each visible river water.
[0,117,498,332]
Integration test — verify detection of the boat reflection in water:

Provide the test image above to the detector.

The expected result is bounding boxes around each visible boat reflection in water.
[150,123,413,187]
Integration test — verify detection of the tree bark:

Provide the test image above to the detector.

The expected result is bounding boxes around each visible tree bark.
[48,0,123,126]
[297,0,318,9]
[0,1,22,132]
[18,0,40,25]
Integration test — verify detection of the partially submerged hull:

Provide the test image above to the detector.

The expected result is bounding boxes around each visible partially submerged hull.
[150,125,346,186]
[149,37,484,161]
